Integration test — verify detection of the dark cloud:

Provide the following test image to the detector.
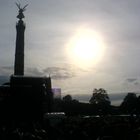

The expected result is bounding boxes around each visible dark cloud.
[125,78,139,86]
[24,63,83,80]
[0,66,13,75]
[0,63,85,80]
[134,82,139,86]
[43,66,75,80]
[25,67,44,76]
[43,63,86,80]
[127,78,137,83]
[1,66,13,70]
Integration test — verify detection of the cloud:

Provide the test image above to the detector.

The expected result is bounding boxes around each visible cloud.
[125,78,140,86]
[126,78,137,83]
[0,66,13,75]
[43,63,87,80]
[134,82,139,85]
[43,66,75,80]
[0,63,85,81]
[25,67,44,76]
[24,62,85,80]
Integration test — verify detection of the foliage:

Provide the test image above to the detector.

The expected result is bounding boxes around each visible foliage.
[89,88,111,115]
[120,92,138,114]
[89,88,111,105]
[62,94,72,102]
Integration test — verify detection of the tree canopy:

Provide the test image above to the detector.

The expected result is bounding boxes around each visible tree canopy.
[89,88,111,105]
[120,92,138,114]
[62,94,72,102]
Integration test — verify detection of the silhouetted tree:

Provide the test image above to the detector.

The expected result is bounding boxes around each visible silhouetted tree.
[136,96,140,115]
[62,94,72,102]
[89,88,111,115]
[89,88,111,105]
[120,92,138,114]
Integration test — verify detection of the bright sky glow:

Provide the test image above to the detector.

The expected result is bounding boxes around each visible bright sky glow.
[67,28,105,68]
[1,0,140,104]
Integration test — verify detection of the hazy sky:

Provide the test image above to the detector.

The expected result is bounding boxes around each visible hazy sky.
[0,0,140,104]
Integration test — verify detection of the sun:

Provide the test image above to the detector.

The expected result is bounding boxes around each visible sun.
[66,28,105,67]
[73,34,101,61]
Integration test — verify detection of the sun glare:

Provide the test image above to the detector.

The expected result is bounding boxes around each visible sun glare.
[66,28,105,67]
